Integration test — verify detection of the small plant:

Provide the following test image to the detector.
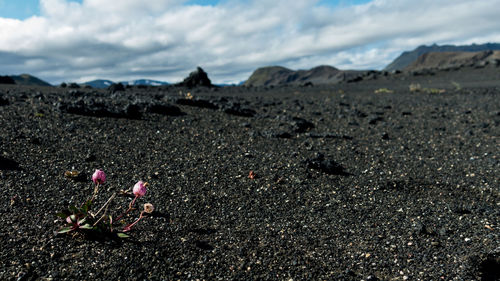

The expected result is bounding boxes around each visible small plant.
[426,88,446,94]
[409,83,422,92]
[451,81,462,91]
[374,88,394,94]
[409,83,446,94]
[57,169,154,238]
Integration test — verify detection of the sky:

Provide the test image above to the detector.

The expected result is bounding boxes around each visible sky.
[1,0,499,84]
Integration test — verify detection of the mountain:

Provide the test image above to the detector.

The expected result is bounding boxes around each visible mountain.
[244,66,294,86]
[81,79,169,89]
[244,65,365,87]
[9,74,51,86]
[82,79,114,89]
[120,79,169,87]
[384,43,500,71]
[404,50,500,71]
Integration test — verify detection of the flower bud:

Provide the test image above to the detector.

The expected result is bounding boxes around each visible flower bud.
[143,203,154,213]
[92,169,106,184]
[133,181,147,197]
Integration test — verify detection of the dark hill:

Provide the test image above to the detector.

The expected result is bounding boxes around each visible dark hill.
[244,66,294,86]
[0,76,16,84]
[385,43,500,71]
[244,65,365,87]
[10,74,51,86]
[405,50,500,71]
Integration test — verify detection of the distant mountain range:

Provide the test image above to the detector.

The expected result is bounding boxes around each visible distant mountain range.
[82,79,169,89]
[2,43,499,88]
[384,43,500,71]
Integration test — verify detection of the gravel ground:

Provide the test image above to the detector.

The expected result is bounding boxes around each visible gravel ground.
[0,78,498,280]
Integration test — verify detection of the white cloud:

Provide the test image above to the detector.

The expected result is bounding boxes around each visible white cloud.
[0,0,499,84]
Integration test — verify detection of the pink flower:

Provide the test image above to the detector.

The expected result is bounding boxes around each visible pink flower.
[133,181,147,197]
[92,169,106,184]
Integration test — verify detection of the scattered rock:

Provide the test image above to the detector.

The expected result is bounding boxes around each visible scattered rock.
[223,103,256,117]
[176,98,219,110]
[58,99,142,119]
[307,133,353,140]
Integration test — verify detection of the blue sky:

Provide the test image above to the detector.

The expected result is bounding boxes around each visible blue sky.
[0,0,499,84]
[0,0,371,19]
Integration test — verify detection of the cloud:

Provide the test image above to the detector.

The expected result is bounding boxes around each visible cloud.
[0,0,499,84]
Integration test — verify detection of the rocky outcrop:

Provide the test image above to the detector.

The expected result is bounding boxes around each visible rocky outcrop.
[404,50,500,71]
[177,67,212,88]
[384,43,500,71]
[244,65,365,87]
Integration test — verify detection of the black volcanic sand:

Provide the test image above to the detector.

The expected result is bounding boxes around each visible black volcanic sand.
[0,79,499,280]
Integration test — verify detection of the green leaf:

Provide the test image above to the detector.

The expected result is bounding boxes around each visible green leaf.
[82,199,92,213]
[57,227,73,234]
[117,233,130,238]
[69,205,79,213]
[56,212,69,219]
[79,224,93,230]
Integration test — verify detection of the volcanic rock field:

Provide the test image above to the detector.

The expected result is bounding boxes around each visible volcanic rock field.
[0,69,499,280]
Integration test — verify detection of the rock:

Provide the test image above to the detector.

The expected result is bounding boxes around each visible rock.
[354,109,368,118]
[307,133,353,140]
[124,103,142,119]
[0,156,21,170]
[178,67,212,88]
[108,83,125,93]
[0,96,9,106]
[0,76,16,84]
[291,117,314,133]
[146,103,185,116]
[223,103,256,117]
[306,153,349,175]
[68,90,84,97]
[369,116,384,125]
[58,99,142,119]
[176,98,219,110]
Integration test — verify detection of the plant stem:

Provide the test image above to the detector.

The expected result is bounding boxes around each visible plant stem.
[92,194,116,225]
[90,183,100,203]
[114,195,138,223]
[95,193,116,217]
[124,211,145,231]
